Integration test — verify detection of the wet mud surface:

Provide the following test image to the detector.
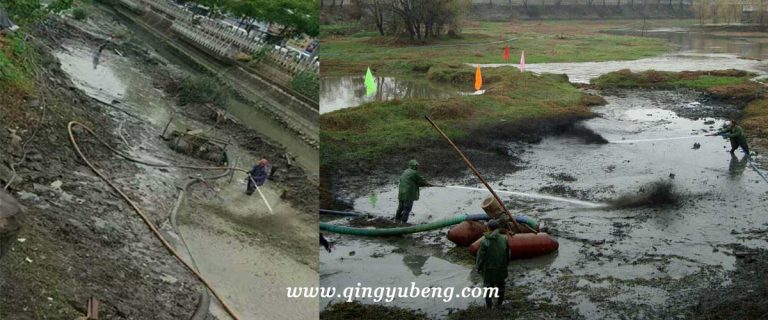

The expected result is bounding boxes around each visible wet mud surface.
[2,9,317,320]
[322,88,768,319]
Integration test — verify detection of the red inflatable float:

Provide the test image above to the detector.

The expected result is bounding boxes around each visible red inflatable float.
[447,221,488,247]
[469,232,558,260]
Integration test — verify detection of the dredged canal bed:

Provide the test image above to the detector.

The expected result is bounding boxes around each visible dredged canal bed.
[321,83,768,319]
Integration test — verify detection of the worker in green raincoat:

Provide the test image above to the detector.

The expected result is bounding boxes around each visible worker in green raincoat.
[476,219,510,309]
[394,159,435,223]
[709,119,749,156]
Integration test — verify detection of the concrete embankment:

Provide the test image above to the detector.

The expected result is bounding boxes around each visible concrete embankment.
[111,5,319,148]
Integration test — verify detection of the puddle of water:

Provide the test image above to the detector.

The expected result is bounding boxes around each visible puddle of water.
[608,28,768,58]
[477,27,768,83]
[57,45,127,104]
[321,237,484,316]
[320,76,455,113]
[225,98,319,175]
[110,11,318,175]
[475,52,767,83]
[56,40,318,319]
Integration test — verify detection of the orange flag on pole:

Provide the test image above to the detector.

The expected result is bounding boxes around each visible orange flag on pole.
[503,46,510,61]
[474,65,482,90]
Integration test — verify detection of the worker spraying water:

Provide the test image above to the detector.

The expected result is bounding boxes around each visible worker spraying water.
[246,158,274,214]
[394,159,439,223]
[707,119,750,156]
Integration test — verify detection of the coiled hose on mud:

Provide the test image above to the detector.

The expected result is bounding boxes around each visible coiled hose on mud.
[68,121,246,320]
[319,213,491,236]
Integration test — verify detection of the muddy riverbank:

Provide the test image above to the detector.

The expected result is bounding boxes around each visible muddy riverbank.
[1,10,317,320]
[0,18,202,318]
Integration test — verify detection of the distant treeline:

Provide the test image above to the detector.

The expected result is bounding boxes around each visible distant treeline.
[321,0,695,7]
[469,3,695,20]
[321,0,699,21]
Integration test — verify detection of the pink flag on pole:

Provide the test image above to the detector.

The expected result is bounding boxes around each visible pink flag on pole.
[519,50,525,72]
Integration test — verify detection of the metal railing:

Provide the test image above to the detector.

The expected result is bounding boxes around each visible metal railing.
[122,0,318,75]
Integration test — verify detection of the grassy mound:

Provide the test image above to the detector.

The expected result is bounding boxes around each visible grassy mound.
[321,66,599,172]
[590,69,754,90]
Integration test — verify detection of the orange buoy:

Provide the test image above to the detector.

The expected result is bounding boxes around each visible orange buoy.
[469,232,558,259]
[447,221,488,246]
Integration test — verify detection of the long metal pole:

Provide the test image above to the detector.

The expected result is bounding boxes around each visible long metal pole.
[424,116,534,233]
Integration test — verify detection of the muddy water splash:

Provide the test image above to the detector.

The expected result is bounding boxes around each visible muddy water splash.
[606,180,681,208]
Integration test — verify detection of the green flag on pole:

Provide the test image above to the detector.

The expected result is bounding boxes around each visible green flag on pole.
[365,67,377,97]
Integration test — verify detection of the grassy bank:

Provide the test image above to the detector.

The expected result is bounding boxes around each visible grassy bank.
[590,69,755,90]
[321,66,603,176]
[0,33,39,113]
[320,20,674,76]
[591,69,768,149]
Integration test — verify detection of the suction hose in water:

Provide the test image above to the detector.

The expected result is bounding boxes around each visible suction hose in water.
[319,213,493,236]
[68,121,243,320]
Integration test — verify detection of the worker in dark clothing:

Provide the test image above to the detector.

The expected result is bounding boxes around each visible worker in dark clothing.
[394,159,435,223]
[0,189,21,259]
[246,158,270,195]
[320,233,332,253]
[476,219,510,309]
[709,120,749,156]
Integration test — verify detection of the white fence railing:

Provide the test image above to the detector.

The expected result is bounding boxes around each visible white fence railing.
[122,0,318,76]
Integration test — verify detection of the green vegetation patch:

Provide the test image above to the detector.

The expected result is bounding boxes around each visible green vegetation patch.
[321,66,595,170]
[72,7,87,20]
[320,21,671,76]
[177,75,230,106]
[292,71,319,101]
[590,69,754,90]
[0,33,40,116]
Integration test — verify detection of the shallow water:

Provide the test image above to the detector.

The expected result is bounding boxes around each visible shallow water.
[608,28,768,58]
[322,91,768,318]
[56,40,318,320]
[475,52,767,83]
[112,12,318,175]
[320,76,455,113]
[477,28,768,83]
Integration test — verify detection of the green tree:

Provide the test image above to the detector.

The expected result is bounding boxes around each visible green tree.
[201,0,319,37]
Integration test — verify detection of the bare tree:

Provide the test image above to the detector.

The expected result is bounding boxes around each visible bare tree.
[354,0,390,35]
